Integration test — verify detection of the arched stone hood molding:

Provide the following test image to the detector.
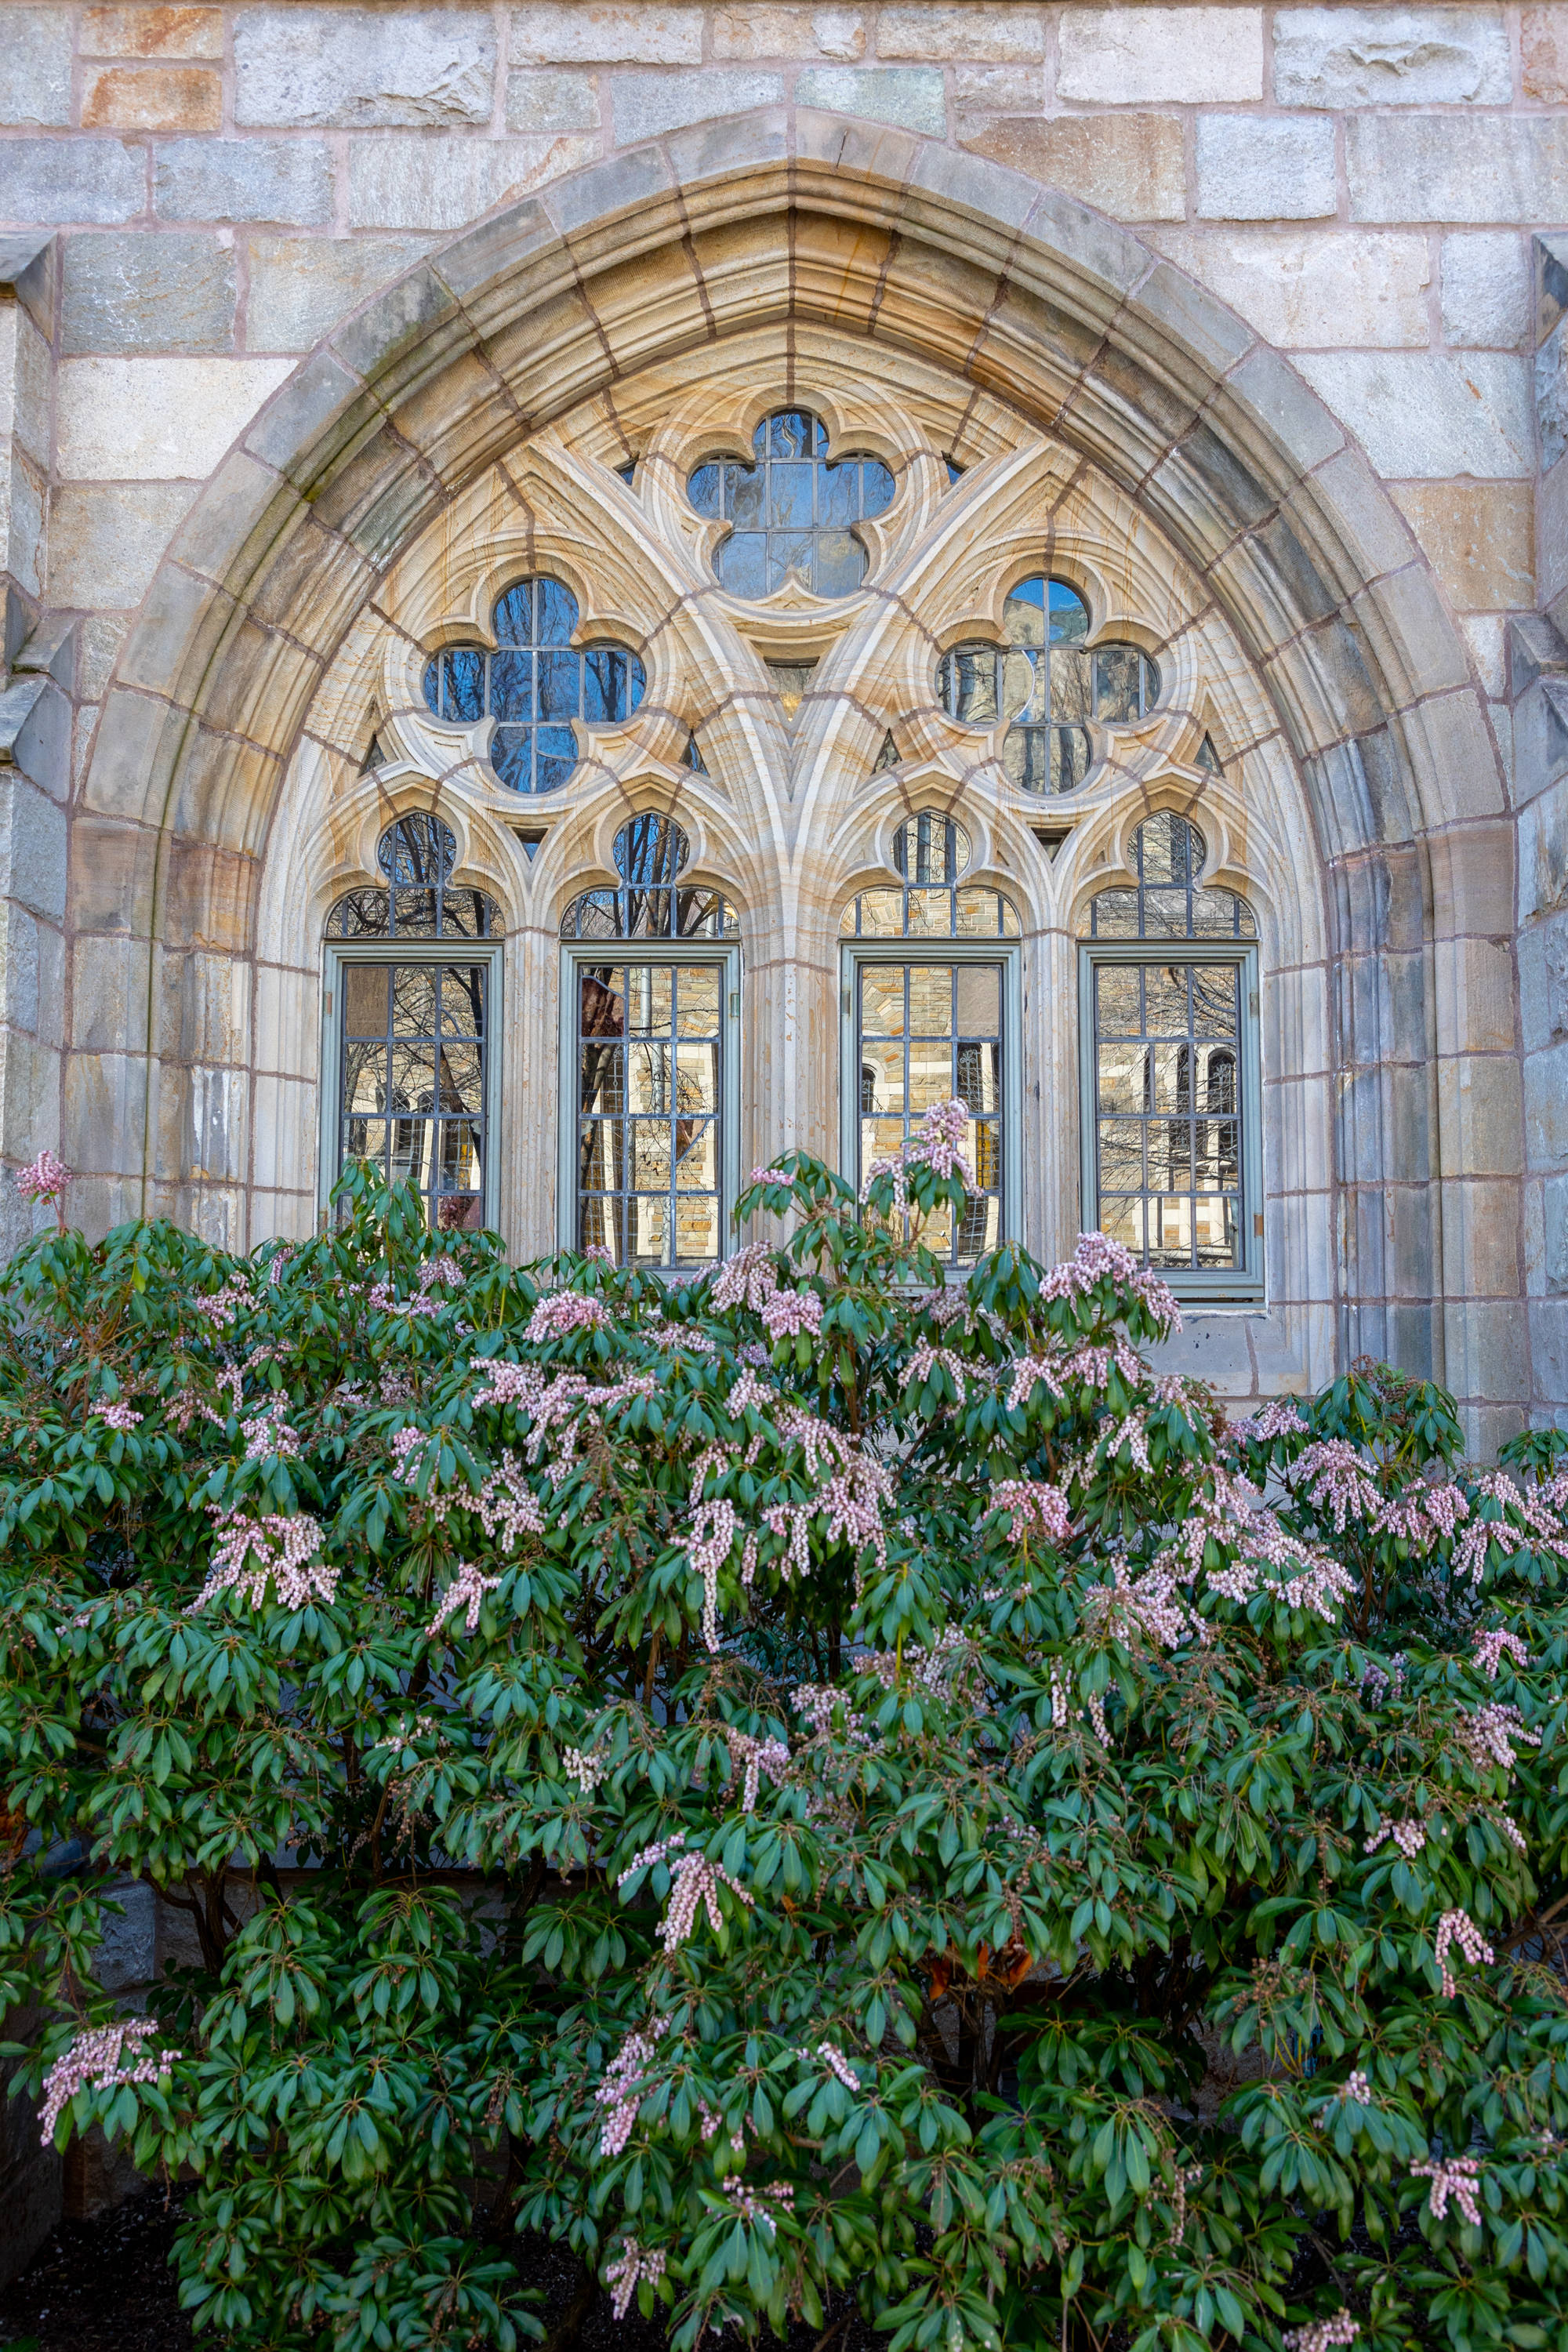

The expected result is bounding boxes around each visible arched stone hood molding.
[78,107,1515,1424]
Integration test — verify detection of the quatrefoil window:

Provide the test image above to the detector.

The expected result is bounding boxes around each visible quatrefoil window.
[938,576,1163,795]
[421,576,645,797]
[687,408,895,600]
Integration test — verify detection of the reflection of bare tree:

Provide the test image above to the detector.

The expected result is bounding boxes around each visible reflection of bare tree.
[578,968,624,1204]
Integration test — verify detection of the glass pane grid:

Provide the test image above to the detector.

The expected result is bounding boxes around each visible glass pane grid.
[327,814,501,940]
[857,960,1004,1268]
[1088,811,1256,942]
[1094,957,1242,1273]
[687,408,895,600]
[936,574,1163,797]
[419,575,646,797]
[339,958,488,1232]
[576,960,724,1269]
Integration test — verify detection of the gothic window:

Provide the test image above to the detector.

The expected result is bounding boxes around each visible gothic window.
[561,815,739,1269]
[840,829,1018,1268]
[1080,812,1259,1290]
[323,815,500,1231]
[421,576,645,797]
[687,408,895,599]
[938,575,1163,795]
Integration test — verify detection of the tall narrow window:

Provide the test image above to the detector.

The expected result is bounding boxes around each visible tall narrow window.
[1080,811,1260,1294]
[840,844,1019,1268]
[561,816,740,1269]
[687,408,895,600]
[938,575,1161,795]
[324,815,502,1230]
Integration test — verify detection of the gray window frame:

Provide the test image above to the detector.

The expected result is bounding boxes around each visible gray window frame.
[557,938,742,1269]
[319,938,504,1230]
[1077,938,1263,1304]
[839,937,1024,1265]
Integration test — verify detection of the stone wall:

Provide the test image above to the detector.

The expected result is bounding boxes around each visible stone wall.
[0,2,1561,1430]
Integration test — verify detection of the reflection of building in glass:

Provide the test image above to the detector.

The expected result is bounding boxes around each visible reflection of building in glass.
[688,408,895,598]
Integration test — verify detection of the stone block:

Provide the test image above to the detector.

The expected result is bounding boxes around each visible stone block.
[0,670,68,798]
[1440,232,1530,351]
[1544,1174,1568,1293]
[59,354,295,481]
[0,140,147,227]
[1526,1037,1568,1168]
[82,63,223,131]
[82,8,226,57]
[797,64,944,131]
[961,113,1184,223]
[1194,114,1336,221]
[1292,352,1533,480]
[234,8,497,129]
[879,4,1045,60]
[1389,481,1534,612]
[609,68,785,146]
[0,775,65,921]
[62,231,237,355]
[505,69,599,133]
[0,8,72,125]
[245,232,437,350]
[1541,319,1568,474]
[1348,114,1568,226]
[1153,228,1430,349]
[347,134,594,231]
[1459,613,1506,699]
[48,481,197,607]
[710,6,865,58]
[153,136,333,225]
[1274,7,1512,106]
[953,64,1044,110]
[1058,8,1265,103]
[1221,343,1344,471]
[511,5,703,64]
[1519,771,1568,923]
[1523,6,1568,103]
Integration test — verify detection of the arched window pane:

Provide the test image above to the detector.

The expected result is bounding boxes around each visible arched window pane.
[327,816,502,940]
[687,408,896,599]
[840,873,1018,938]
[561,815,738,940]
[1086,813,1254,942]
[419,576,645,796]
[939,579,1162,794]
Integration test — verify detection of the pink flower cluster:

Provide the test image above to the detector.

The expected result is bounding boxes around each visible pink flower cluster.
[563,1745,606,1793]
[242,1401,301,1461]
[748,1166,792,1188]
[726,1730,790,1813]
[1434,1907,1494,1998]
[761,1286,823,1341]
[1410,2156,1483,2226]
[710,1242,780,1313]
[595,2018,670,2158]
[1472,1626,1529,1680]
[860,1098,976,1210]
[16,1148,73,1206]
[424,1559,502,1639]
[1324,2069,1374,2110]
[991,1479,1072,1544]
[39,2019,182,2144]
[193,1277,252,1328]
[1365,1817,1426,1860]
[1293,1441,1382,1533]
[194,1508,333,1613]
[657,1849,755,1953]
[1036,1230,1181,1333]
[728,2180,794,2230]
[1460,1702,1540,1776]
[1283,2315,1358,2352]
[96,1401,142,1432]
[903,1341,967,1393]
[526,1290,612,1343]
[1229,1399,1308,1444]
[605,2238,666,2321]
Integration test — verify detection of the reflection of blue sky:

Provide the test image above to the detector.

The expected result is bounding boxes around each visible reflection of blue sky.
[688,408,895,598]
[420,575,645,796]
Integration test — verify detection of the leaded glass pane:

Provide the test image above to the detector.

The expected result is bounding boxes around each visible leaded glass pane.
[337,955,488,1231]
[419,575,644,795]
[686,408,896,598]
[1091,957,1243,1274]
[328,816,500,940]
[1086,813,1255,942]
[857,958,1006,1268]
[576,959,724,1269]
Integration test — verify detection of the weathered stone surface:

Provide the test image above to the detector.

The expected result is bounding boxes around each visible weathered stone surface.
[961,111,1183,222]
[710,6,864,58]
[511,5,702,64]
[1523,6,1568,102]
[1294,352,1534,478]
[609,68,785,146]
[347,134,595,230]
[0,8,72,125]
[1195,114,1336,220]
[154,136,332,225]
[1274,7,1512,106]
[81,8,225,58]
[1058,8,1265,103]
[879,4,1045,60]
[245,233,437,350]
[1391,482,1534,612]
[953,64,1043,111]
[82,63,223,131]
[506,69,599,133]
[1348,114,1568,224]
[794,64,946,132]
[57,356,296,480]
[1440,230,1531,350]
[62,232,238,355]
[1154,230,1431,349]
[234,8,497,129]
[0,140,147,225]
[48,481,198,605]
[1540,318,1568,474]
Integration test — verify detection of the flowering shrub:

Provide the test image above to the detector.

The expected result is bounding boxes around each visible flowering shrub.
[2,1127,1566,2352]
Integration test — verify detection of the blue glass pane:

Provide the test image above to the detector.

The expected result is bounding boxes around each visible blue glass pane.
[819,463,858,528]
[688,461,722,517]
[492,728,532,791]
[443,647,485,722]
[535,737,577,793]
[861,459,895,516]
[583,647,626,724]
[720,534,768,597]
[768,462,814,528]
[421,655,441,716]
[489,650,532,720]
[493,583,532,644]
[768,532,814,591]
[537,578,579,645]
[538,650,580,720]
[1049,579,1090,644]
[628,654,645,712]
[771,409,812,459]
[728,466,764,528]
[812,530,864,598]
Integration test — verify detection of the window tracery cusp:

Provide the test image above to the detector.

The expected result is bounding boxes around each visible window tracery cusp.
[687,408,895,599]
[938,575,1163,796]
[421,577,645,797]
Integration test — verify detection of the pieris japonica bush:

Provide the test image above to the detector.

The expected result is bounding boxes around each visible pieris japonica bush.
[2,1121,1566,2352]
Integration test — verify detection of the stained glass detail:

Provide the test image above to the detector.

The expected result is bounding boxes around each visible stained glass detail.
[420,576,645,797]
[687,408,895,598]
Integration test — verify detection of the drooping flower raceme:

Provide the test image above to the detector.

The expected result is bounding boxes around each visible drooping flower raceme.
[39,2019,183,2145]
[194,1509,334,1613]
[15,1149,73,1207]
[1434,1907,1494,1997]
[1410,2155,1483,2225]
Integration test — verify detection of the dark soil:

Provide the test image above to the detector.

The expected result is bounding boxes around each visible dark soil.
[0,2195,879,2352]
